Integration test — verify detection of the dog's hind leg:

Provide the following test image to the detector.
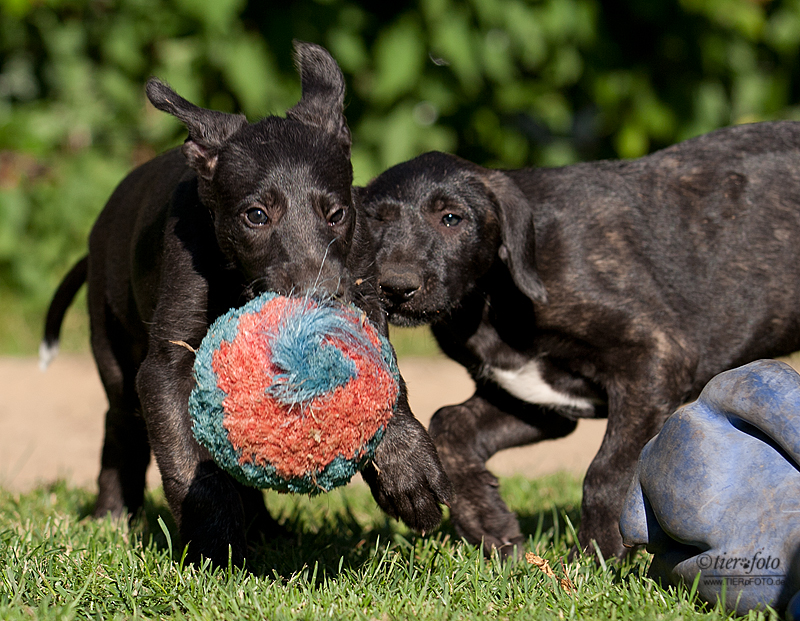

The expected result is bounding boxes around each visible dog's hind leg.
[90,301,151,519]
[428,388,576,559]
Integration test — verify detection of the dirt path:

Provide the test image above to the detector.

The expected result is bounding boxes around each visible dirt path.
[5,352,799,494]
[0,354,607,492]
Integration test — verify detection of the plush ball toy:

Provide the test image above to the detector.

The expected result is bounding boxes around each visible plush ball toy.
[619,359,800,616]
[188,292,400,495]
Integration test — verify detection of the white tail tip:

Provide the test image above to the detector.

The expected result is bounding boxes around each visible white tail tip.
[38,340,59,371]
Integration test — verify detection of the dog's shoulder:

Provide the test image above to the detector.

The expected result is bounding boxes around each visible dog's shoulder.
[503,160,630,202]
[122,147,191,188]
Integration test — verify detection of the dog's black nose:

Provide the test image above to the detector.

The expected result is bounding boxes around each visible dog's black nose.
[379,268,422,304]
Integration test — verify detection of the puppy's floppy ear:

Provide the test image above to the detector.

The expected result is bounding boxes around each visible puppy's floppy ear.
[286,40,351,155]
[145,78,247,180]
[484,170,548,304]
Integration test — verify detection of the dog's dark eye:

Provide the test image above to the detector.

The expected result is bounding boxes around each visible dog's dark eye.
[328,208,345,226]
[245,207,268,226]
[442,213,462,227]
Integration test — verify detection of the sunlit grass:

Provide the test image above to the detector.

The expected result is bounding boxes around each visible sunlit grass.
[0,475,764,620]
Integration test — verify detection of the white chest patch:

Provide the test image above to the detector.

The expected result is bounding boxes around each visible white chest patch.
[489,359,595,410]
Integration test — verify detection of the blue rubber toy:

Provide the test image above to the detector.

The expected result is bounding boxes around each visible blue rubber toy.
[620,359,800,616]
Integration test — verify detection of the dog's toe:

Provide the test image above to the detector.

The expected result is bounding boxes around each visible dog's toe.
[445,467,525,558]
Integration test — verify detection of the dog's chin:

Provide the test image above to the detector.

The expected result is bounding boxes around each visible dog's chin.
[386,310,427,327]
[385,300,452,328]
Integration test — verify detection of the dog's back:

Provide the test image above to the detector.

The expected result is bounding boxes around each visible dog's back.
[88,149,189,347]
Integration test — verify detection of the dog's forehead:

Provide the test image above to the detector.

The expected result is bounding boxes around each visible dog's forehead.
[365,153,483,210]
[215,118,351,198]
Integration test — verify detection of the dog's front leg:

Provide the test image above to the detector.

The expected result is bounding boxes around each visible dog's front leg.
[137,335,251,566]
[429,388,577,559]
[578,350,694,561]
[133,238,258,565]
[361,384,453,533]
[578,421,659,561]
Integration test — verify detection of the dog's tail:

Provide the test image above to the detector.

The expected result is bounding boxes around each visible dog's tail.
[39,256,88,371]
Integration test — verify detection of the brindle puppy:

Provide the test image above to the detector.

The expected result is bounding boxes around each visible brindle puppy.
[361,123,800,559]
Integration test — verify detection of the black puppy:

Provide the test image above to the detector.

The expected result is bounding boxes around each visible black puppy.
[41,41,450,566]
[361,121,800,560]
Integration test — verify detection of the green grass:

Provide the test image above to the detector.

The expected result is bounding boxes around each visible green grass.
[387,325,440,358]
[0,474,771,620]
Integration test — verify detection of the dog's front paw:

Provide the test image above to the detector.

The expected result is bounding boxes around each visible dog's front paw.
[173,468,250,567]
[447,467,524,559]
[181,522,248,568]
[362,416,453,532]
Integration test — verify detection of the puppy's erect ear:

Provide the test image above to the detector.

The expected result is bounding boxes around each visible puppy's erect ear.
[146,78,247,180]
[286,40,351,154]
[484,170,548,304]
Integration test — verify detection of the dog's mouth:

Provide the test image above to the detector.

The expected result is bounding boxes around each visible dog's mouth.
[245,268,351,306]
[380,275,452,327]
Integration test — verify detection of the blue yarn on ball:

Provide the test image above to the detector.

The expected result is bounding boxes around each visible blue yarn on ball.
[188,292,400,494]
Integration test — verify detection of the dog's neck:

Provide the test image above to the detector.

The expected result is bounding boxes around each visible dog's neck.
[431,259,537,367]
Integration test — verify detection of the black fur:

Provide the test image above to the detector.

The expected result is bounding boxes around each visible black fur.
[43,41,450,567]
[361,122,800,560]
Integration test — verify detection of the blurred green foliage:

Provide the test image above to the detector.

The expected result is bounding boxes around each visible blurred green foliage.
[1,0,800,353]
